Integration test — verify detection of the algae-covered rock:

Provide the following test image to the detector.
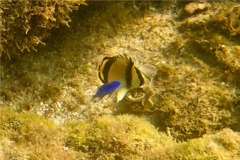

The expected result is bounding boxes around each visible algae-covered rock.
[1,107,240,159]
[151,56,237,141]
[153,1,239,141]
[174,128,240,160]
[210,2,240,36]
[0,0,86,58]
[195,32,240,72]
[180,1,240,36]
[178,1,240,72]
[0,107,80,159]
[65,114,175,159]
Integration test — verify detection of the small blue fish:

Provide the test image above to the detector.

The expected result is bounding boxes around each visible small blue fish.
[92,81,122,101]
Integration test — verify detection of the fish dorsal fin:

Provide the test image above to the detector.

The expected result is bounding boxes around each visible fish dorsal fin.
[115,54,133,67]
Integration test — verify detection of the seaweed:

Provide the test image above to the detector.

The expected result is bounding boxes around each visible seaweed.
[0,0,86,59]
[1,108,240,159]
[0,107,79,159]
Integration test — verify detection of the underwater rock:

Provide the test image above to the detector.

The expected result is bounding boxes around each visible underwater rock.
[184,2,211,15]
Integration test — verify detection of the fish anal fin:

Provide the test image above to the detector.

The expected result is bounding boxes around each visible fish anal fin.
[91,95,105,103]
[106,93,113,100]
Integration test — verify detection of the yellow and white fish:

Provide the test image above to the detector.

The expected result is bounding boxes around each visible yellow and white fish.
[98,54,156,102]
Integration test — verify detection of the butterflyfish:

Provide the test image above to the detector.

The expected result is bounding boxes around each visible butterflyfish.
[98,54,156,102]
[92,81,122,101]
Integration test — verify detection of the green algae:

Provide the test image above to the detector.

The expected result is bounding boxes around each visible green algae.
[0,107,79,159]
[82,115,173,159]
[1,108,240,159]
[0,0,86,58]
[64,121,89,152]
[175,128,240,160]
[155,0,240,141]
[179,1,240,72]
[147,60,237,140]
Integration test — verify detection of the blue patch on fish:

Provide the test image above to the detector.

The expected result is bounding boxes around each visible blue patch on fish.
[92,81,122,101]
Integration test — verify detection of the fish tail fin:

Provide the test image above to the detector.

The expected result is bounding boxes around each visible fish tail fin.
[139,64,157,82]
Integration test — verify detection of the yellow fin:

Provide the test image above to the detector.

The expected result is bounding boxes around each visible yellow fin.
[116,88,129,102]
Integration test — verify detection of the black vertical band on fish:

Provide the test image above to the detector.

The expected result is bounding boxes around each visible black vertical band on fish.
[102,58,115,83]
[99,57,115,83]
[135,67,145,86]
[125,59,133,88]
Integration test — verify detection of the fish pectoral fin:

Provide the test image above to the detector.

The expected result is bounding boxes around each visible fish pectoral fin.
[116,88,129,102]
